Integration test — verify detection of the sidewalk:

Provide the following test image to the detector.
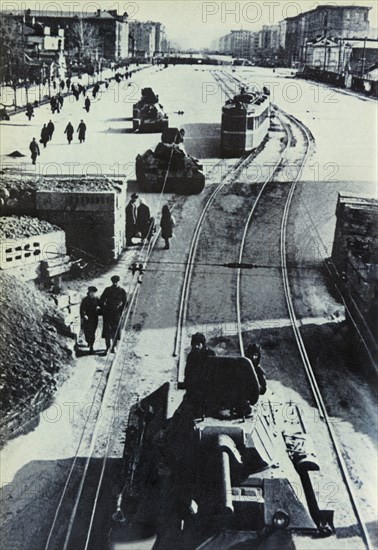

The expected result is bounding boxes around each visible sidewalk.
[0,64,152,114]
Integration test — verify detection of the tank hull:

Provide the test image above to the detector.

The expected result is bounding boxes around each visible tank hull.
[133,117,169,133]
[136,152,205,195]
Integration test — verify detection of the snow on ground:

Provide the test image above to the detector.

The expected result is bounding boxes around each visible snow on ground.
[0,65,377,549]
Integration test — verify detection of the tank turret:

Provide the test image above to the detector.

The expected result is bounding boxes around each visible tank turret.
[111,355,334,549]
[133,88,169,132]
[135,128,205,194]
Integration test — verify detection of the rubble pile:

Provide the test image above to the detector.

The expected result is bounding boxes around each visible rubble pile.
[0,215,61,239]
[39,176,119,192]
[0,272,74,421]
[0,175,37,214]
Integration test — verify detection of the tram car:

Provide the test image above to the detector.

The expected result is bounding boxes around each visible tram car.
[110,354,334,549]
[135,127,205,194]
[133,88,169,132]
[221,87,270,157]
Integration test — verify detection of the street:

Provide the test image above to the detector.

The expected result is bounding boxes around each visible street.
[1,63,377,550]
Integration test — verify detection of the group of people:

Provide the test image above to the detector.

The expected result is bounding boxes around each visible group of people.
[126,193,176,250]
[29,119,87,163]
[79,275,127,354]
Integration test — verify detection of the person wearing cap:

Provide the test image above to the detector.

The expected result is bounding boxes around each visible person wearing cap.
[245,343,267,395]
[80,286,101,353]
[100,276,127,353]
[184,333,215,396]
[126,193,138,246]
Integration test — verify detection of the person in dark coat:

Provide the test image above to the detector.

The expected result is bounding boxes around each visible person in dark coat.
[136,198,153,244]
[47,120,55,141]
[64,122,74,144]
[126,192,138,246]
[60,79,65,91]
[29,137,40,164]
[160,204,175,249]
[77,120,86,143]
[80,286,101,353]
[26,103,34,121]
[50,96,57,114]
[245,343,267,395]
[100,276,127,353]
[184,333,215,398]
[40,124,49,148]
[84,97,91,112]
[57,94,64,108]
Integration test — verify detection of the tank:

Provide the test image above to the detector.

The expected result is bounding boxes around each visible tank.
[110,355,334,550]
[135,128,205,194]
[133,87,169,132]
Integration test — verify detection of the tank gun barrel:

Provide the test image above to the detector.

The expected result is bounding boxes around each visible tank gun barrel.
[219,449,234,516]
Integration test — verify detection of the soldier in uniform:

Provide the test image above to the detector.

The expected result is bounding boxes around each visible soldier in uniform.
[100,276,127,353]
[29,138,40,165]
[184,333,215,398]
[80,286,101,353]
[126,192,138,246]
[245,343,267,395]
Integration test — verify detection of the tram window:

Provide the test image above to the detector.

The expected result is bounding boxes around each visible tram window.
[222,116,246,132]
[247,118,255,130]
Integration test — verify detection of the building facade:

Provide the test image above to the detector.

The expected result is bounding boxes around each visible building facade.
[285,5,371,65]
[129,21,156,58]
[7,9,129,60]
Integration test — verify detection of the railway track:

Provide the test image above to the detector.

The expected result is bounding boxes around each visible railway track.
[42,69,372,550]
[174,68,373,549]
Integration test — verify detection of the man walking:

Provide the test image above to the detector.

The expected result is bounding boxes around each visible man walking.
[126,193,138,246]
[47,120,55,141]
[64,121,74,144]
[100,276,127,353]
[40,124,49,148]
[85,97,91,113]
[77,120,87,143]
[29,137,40,165]
[80,286,101,353]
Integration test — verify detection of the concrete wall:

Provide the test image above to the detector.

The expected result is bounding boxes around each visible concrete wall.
[36,189,126,262]
[331,192,378,336]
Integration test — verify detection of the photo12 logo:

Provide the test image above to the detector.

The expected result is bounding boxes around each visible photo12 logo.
[202,1,314,24]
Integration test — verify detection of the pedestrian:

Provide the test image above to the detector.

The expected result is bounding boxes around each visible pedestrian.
[64,121,74,144]
[184,333,215,397]
[77,120,87,143]
[50,96,57,114]
[82,85,87,97]
[57,94,64,108]
[160,204,175,250]
[245,343,267,395]
[47,120,55,141]
[25,103,34,121]
[126,192,138,246]
[60,79,65,91]
[85,97,91,113]
[80,286,101,353]
[40,124,49,148]
[100,275,127,353]
[29,137,40,165]
[105,80,109,90]
[66,77,71,90]
[137,198,153,244]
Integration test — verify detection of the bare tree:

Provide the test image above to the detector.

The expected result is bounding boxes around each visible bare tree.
[0,15,26,84]
[70,21,102,61]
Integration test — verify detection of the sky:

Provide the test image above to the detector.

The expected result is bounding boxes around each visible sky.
[1,0,377,49]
